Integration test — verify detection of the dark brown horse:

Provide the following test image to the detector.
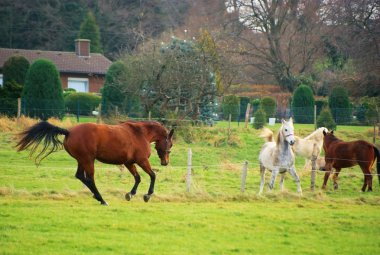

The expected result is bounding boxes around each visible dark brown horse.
[322,130,380,191]
[16,121,174,205]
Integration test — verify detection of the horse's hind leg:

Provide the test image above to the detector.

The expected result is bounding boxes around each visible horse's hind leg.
[137,159,156,202]
[76,162,108,205]
[259,164,265,194]
[361,165,372,192]
[124,163,141,201]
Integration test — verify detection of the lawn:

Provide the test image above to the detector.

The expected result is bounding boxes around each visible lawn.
[0,120,379,254]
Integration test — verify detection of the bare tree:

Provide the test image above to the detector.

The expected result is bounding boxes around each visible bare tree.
[224,0,324,91]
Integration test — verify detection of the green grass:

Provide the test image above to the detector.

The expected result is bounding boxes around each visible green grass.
[1,123,380,254]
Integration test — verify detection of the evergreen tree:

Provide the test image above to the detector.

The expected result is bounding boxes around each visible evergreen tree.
[260,97,276,118]
[222,95,240,121]
[328,86,352,124]
[291,85,315,123]
[22,59,64,120]
[317,108,336,130]
[101,61,138,116]
[0,56,30,116]
[253,108,266,129]
[79,11,102,53]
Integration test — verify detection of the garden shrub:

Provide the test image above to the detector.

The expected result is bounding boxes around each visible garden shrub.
[260,97,276,118]
[64,92,101,115]
[317,108,336,130]
[292,85,315,123]
[253,108,266,129]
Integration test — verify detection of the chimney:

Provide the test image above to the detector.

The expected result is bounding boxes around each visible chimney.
[75,39,90,57]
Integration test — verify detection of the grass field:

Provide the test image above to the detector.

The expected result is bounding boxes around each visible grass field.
[0,119,380,254]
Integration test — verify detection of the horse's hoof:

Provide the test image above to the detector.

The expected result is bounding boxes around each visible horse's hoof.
[334,184,338,190]
[125,192,133,201]
[101,201,109,206]
[143,194,151,202]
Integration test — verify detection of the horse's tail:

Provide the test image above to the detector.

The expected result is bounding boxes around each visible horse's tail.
[260,127,274,142]
[16,121,69,164]
[374,146,380,184]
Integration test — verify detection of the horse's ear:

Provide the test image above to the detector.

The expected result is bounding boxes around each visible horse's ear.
[289,117,293,123]
[331,130,334,134]
[168,129,174,139]
[281,119,285,124]
[323,130,327,136]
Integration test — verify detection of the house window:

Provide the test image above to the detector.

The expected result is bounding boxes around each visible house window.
[68,77,89,92]
[0,74,3,87]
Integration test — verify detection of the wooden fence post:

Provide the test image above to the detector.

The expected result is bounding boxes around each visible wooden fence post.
[17,98,21,119]
[186,148,192,192]
[148,111,151,121]
[244,103,251,128]
[240,161,248,193]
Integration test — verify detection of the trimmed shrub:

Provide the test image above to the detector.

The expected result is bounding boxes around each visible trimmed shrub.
[64,92,101,115]
[317,108,336,130]
[101,61,128,116]
[22,59,65,120]
[260,97,276,118]
[329,86,352,124]
[251,98,261,113]
[253,108,266,129]
[239,97,251,120]
[222,95,240,120]
[291,85,315,123]
[315,99,328,116]
[0,56,30,116]
[3,55,30,86]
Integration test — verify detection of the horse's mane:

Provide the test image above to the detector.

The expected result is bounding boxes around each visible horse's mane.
[304,127,326,141]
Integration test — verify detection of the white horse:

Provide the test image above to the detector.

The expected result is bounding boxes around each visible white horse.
[293,127,328,170]
[258,118,302,194]
[293,127,328,190]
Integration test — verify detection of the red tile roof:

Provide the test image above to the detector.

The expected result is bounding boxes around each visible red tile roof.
[0,48,112,75]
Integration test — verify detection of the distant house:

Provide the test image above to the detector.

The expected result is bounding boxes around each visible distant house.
[0,39,112,93]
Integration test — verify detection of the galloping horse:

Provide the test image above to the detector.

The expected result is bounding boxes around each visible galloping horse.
[16,121,174,205]
[258,118,302,194]
[322,130,380,191]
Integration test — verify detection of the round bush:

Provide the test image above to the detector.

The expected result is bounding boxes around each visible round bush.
[291,85,315,123]
[3,55,30,86]
[222,95,240,121]
[253,108,266,129]
[317,108,336,130]
[64,92,101,115]
[260,97,276,118]
[22,59,64,120]
[329,86,352,124]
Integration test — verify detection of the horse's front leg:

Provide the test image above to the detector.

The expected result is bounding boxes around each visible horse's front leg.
[279,172,286,192]
[332,168,341,190]
[322,163,333,189]
[124,163,141,201]
[268,167,279,190]
[288,166,302,194]
[259,164,266,194]
[137,159,156,202]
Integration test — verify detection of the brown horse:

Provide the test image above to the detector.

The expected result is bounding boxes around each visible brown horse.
[16,121,174,205]
[322,130,380,191]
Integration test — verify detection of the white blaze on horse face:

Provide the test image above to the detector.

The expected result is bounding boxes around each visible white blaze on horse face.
[282,118,295,145]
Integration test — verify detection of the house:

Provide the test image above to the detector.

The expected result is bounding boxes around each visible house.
[0,39,112,93]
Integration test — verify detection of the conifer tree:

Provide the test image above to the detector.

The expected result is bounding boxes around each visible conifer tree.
[79,11,103,53]
[22,59,64,120]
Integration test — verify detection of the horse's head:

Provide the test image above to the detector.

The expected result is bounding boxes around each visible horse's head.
[280,117,295,146]
[155,129,174,166]
[322,129,336,150]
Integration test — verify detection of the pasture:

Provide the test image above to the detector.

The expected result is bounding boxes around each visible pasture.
[0,119,380,254]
